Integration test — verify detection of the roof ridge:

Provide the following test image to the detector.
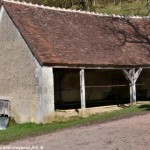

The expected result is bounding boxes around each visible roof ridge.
[2,0,150,19]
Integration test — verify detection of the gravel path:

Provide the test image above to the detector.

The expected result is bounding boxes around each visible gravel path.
[1,113,150,150]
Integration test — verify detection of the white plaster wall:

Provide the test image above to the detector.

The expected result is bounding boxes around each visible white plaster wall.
[0,6,4,22]
[0,7,54,123]
[40,67,55,122]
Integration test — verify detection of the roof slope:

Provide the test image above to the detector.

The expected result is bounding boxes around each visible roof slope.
[2,0,150,67]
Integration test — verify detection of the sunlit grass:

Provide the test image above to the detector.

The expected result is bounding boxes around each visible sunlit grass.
[94,0,148,16]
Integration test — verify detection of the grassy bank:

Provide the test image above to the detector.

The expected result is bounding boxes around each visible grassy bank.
[95,0,148,16]
[0,104,150,144]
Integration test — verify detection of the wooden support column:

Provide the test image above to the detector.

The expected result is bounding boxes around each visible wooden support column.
[80,69,86,109]
[123,68,142,104]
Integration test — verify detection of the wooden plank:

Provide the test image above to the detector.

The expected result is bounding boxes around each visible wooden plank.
[55,84,143,91]
[80,69,86,109]
[53,66,123,69]
[52,66,150,69]
[85,84,143,88]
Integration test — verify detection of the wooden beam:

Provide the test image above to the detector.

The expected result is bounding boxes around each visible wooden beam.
[80,69,86,109]
[123,68,142,104]
[85,84,143,88]
[135,68,142,81]
[123,69,132,82]
[52,66,150,69]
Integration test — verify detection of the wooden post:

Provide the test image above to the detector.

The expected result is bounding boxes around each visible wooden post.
[129,82,136,103]
[123,68,142,104]
[80,69,86,109]
[129,69,136,103]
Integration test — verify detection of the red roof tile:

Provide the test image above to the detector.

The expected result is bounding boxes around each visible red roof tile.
[2,1,150,67]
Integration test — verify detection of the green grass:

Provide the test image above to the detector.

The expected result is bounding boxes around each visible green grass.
[71,0,148,16]
[94,0,148,16]
[0,104,150,144]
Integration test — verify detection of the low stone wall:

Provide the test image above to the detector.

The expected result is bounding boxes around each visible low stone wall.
[50,105,123,123]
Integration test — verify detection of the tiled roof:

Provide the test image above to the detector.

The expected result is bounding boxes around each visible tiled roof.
[1,0,150,67]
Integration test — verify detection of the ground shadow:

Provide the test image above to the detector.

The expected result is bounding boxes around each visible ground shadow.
[138,104,150,111]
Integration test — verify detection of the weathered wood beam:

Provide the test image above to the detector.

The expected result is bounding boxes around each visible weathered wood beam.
[123,69,132,82]
[52,66,150,69]
[123,68,142,104]
[80,69,86,109]
[135,68,142,81]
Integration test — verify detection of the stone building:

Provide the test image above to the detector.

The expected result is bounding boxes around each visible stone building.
[0,0,150,123]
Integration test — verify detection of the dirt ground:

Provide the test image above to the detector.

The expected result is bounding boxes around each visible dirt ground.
[1,113,150,150]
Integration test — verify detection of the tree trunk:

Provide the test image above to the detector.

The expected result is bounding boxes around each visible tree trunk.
[83,0,90,11]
